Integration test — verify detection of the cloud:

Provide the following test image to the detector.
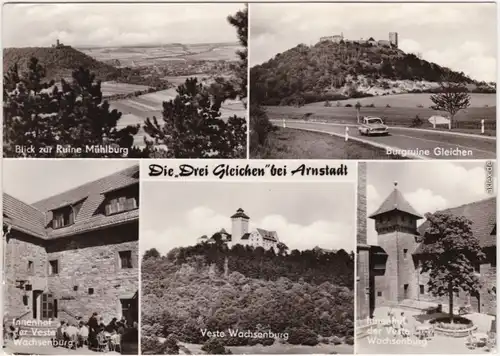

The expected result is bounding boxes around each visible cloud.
[405,188,447,216]
[140,207,353,255]
[3,3,244,47]
[250,3,496,81]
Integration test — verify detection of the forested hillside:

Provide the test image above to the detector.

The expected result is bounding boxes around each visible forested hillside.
[4,46,120,81]
[250,40,493,106]
[141,241,354,354]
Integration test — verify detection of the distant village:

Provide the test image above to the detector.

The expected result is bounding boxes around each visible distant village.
[320,32,399,48]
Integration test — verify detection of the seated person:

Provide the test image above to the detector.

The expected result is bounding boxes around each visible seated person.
[65,323,78,349]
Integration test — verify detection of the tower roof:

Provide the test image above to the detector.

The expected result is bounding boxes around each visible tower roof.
[369,182,422,219]
[230,208,249,219]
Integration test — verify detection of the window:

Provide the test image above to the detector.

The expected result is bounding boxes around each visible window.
[403,249,408,259]
[119,251,133,269]
[105,187,138,216]
[48,260,59,275]
[52,206,74,229]
[88,288,94,295]
[377,291,382,297]
[27,260,34,274]
[420,285,425,294]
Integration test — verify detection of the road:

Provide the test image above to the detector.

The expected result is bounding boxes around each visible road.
[276,120,496,159]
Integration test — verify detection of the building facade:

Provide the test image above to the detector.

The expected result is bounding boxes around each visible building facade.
[229,208,280,253]
[2,166,139,325]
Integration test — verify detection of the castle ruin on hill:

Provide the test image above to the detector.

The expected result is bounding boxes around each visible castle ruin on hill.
[320,32,398,48]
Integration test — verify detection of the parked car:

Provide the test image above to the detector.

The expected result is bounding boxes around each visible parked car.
[358,116,389,136]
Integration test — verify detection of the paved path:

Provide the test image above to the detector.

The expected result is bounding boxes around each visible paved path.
[276,121,496,160]
[357,306,496,354]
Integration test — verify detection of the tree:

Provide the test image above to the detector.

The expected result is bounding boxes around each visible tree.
[3,57,142,157]
[276,242,289,256]
[227,5,247,103]
[143,248,161,261]
[418,212,485,322]
[430,74,471,130]
[143,78,245,158]
[355,101,362,123]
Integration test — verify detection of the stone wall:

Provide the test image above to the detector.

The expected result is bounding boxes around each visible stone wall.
[4,231,48,319]
[46,222,139,324]
[357,162,367,245]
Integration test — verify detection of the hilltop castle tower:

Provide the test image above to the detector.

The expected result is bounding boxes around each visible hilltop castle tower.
[389,32,398,48]
[231,208,249,245]
[369,182,421,304]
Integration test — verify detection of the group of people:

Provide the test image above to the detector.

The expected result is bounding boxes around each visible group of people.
[54,313,132,352]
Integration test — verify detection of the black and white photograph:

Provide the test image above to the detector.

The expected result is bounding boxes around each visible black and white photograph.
[3,3,247,158]
[249,2,496,160]
[140,182,355,354]
[356,161,497,354]
[2,160,140,354]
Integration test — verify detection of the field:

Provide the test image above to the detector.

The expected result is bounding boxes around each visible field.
[111,87,246,147]
[265,93,496,134]
[309,93,497,109]
[251,127,408,159]
[80,43,241,67]
[100,81,151,97]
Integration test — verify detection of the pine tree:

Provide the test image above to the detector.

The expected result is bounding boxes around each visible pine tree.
[3,57,141,157]
[141,7,248,158]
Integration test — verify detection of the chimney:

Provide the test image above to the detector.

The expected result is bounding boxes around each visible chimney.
[357,162,367,245]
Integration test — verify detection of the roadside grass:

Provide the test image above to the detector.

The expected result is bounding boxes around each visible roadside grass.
[251,127,410,159]
[265,104,496,137]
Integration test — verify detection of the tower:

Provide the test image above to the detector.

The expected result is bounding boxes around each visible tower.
[389,32,398,48]
[230,208,249,245]
[369,182,421,304]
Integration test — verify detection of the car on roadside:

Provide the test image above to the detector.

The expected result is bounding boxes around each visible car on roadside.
[358,116,389,136]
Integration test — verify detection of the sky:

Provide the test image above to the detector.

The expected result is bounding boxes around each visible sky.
[2,3,244,47]
[140,182,355,254]
[250,2,497,82]
[366,161,496,245]
[2,159,138,203]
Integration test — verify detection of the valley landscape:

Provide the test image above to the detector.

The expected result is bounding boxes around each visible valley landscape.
[3,3,248,158]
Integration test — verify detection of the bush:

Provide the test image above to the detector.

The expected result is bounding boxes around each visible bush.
[345,336,354,345]
[141,336,163,354]
[324,100,331,107]
[410,115,423,128]
[386,104,391,108]
[345,104,353,107]
[287,327,319,346]
[331,336,342,345]
[201,339,232,354]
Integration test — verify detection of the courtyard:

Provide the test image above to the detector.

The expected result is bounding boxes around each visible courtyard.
[357,306,496,354]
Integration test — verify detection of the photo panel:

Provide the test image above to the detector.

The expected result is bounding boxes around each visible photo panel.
[2,159,140,354]
[356,160,496,354]
[140,169,356,354]
[3,2,248,159]
[249,2,496,160]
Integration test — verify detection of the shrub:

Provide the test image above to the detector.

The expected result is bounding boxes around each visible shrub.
[331,336,342,345]
[386,104,391,108]
[141,336,163,354]
[411,115,423,127]
[201,339,232,354]
[287,327,319,346]
[345,336,354,345]
[345,104,353,107]
[324,100,331,107]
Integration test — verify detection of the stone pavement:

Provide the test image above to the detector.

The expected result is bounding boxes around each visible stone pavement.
[357,306,497,354]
